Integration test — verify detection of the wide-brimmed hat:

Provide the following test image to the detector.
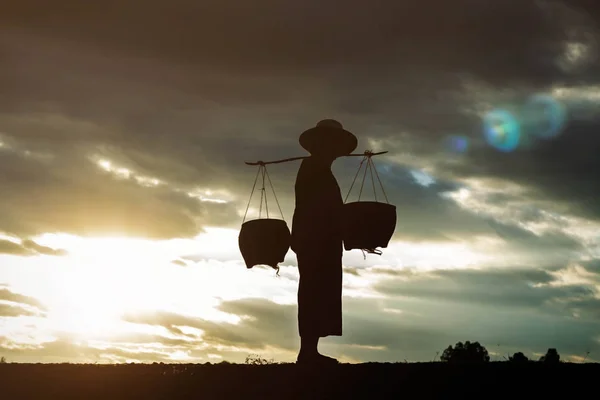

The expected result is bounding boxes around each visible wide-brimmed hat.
[299,119,358,157]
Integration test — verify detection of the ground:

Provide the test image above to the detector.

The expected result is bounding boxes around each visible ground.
[0,362,597,399]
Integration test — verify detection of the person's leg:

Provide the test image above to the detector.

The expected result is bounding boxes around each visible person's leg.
[299,335,319,357]
[297,253,318,360]
[298,334,339,364]
[296,252,338,364]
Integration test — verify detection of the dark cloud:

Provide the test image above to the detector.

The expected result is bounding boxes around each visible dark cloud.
[336,161,588,265]
[120,297,445,361]
[337,290,600,362]
[2,0,591,75]
[335,296,454,362]
[562,296,600,320]
[448,119,600,221]
[0,147,238,238]
[337,161,493,242]
[581,259,600,274]
[4,290,600,363]
[119,293,600,363]
[373,266,600,320]
[486,219,585,262]
[1,0,598,241]
[123,298,299,351]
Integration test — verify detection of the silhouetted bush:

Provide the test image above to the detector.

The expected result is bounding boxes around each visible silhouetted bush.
[245,354,275,365]
[509,352,529,363]
[539,348,560,364]
[440,341,490,363]
[0,356,7,364]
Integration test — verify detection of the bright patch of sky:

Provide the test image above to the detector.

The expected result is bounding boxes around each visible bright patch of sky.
[409,169,436,187]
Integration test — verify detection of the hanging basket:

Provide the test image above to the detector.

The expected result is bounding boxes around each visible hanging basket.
[238,163,290,271]
[239,219,290,270]
[343,202,396,253]
[342,153,396,255]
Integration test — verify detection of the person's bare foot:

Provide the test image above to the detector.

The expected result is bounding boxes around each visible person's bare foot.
[296,352,339,365]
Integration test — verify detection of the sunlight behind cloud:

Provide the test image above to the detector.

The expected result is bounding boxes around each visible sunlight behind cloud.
[1,230,269,342]
[551,85,600,120]
[410,169,436,187]
[0,316,55,346]
[392,240,495,271]
[441,176,600,258]
[186,188,232,204]
[91,155,163,187]
[0,224,314,353]
[2,0,600,367]
[343,237,498,273]
[548,264,599,289]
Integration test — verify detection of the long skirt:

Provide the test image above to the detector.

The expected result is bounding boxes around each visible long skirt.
[296,242,343,338]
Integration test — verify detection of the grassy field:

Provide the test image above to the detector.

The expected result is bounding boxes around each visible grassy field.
[1,362,597,399]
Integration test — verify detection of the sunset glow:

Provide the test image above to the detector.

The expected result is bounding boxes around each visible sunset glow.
[2,0,600,366]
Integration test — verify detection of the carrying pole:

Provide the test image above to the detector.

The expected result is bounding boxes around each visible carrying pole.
[244,151,388,166]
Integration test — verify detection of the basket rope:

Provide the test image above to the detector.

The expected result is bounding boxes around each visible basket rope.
[343,152,390,256]
[344,152,389,204]
[242,163,285,224]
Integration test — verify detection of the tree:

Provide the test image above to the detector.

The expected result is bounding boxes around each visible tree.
[509,352,529,363]
[440,341,490,363]
[539,348,560,364]
[0,356,6,364]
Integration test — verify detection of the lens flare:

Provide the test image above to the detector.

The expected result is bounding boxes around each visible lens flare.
[444,135,469,153]
[483,109,520,152]
[523,94,567,139]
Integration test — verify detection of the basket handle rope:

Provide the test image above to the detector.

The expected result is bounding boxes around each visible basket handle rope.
[242,163,285,224]
[264,165,285,220]
[343,152,389,257]
[344,151,389,204]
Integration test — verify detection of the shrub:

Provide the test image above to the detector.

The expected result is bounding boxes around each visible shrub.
[245,354,275,365]
[440,341,490,363]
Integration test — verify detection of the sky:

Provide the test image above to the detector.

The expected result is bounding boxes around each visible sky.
[1,0,600,364]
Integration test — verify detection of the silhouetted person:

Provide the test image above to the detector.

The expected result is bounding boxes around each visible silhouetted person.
[291,119,357,365]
